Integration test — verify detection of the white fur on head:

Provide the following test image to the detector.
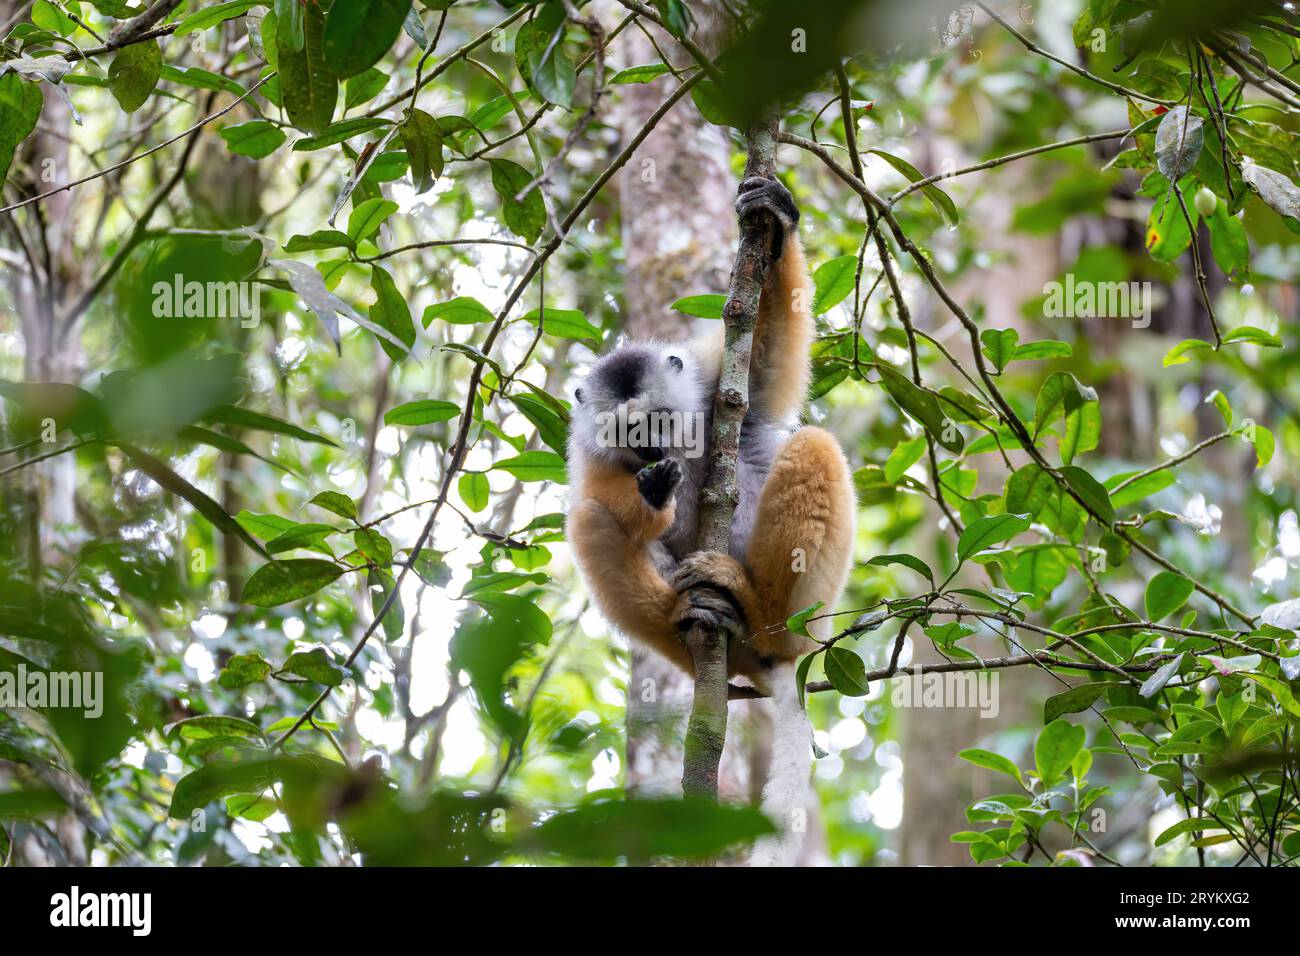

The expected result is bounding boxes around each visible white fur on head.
[568,341,707,468]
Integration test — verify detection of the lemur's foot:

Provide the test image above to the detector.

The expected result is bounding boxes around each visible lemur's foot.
[670,552,750,637]
[736,176,799,259]
[673,587,744,638]
[635,457,681,510]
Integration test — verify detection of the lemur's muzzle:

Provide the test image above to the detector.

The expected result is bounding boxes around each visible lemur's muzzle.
[634,445,665,463]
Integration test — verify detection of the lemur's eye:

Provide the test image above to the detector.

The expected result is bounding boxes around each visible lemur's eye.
[667,355,684,372]
[574,388,585,404]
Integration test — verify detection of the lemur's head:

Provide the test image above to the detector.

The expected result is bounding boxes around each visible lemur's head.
[570,342,706,468]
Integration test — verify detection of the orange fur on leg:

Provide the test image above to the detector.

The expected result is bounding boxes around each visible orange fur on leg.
[568,462,689,671]
[751,237,813,425]
[741,426,856,665]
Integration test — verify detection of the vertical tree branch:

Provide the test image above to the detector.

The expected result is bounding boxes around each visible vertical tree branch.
[680,113,780,802]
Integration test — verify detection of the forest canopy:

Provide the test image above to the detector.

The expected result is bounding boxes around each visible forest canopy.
[1,0,1299,867]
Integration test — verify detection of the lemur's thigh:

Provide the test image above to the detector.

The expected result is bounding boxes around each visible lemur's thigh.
[744,426,855,659]
[568,500,691,673]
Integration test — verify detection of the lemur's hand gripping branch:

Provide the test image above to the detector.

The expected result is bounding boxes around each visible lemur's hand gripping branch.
[679,112,783,804]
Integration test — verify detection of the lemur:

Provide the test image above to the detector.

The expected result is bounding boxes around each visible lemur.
[566,175,856,689]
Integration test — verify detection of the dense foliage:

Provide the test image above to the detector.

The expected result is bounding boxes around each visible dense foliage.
[1,0,1298,866]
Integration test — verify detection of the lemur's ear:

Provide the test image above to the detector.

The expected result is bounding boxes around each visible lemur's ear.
[574,388,585,404]
[667,355,684,372]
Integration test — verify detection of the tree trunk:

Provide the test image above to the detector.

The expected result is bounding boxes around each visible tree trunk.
[616,11,827,863]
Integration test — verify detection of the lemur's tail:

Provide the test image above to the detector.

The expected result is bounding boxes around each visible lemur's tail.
[749,659,813,867]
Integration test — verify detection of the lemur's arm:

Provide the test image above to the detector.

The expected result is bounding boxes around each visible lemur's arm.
[738,177,813,424]
[569,458,762,673]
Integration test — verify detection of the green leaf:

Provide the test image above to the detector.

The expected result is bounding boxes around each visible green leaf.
[384,399,460,426]
[785,601,824,637]
[168,715,266,749]
[1162,337,1212,367]
[1205,389,1232,427]
[266,522,337,555]
[956,513,1031,563]
[1005,464,1083,540]
[176,0,261,36]
[353,527,393,567]
[169,757,286,819]
[278,2,337,133]
[161,64,245,95]
[344,68,390,110]
[1251,425,1275,468]
[824,647,869,697]
[670,294,726,319]
[611,63,671,84]
[458,472,490,512]
[1154,107,1203,182]
[509,392,569,454]
[1154,817,1230,848]
[1145,571,1193,622]
[1206,202,1249,276]
[422,296,496,327]
[349,198,399,242]
[957,748,1023,785]
[243,559,344,606]
[488,158,545,244]
[1241,159,1300,223]
[877,364,963,453]
[275,0,304,52]
[323,0,411,78]
[1059,465,1115,527]
[811,255,858,315]
[281,647,346,686]
[236,511,296,540]
[1044,682,1121,723]
[368,264,415,362]
[293,116,390,151]
[521,307,601,344]
[284,229,356,252]
[203,405,338,446]
[113,442,268,557]
[1012,340,1073,362]
[108,40,162,113]
[867,553,934,585]
[884,435,926,483]
[0,74,44,185]
[980,328,1018,372]
[1140,653,1184,698]
[1145,192,1193,263]
[493,450,567,483]
[1222,326,1282,348]
[220,120,287,158]
[309,491,357,521]
[399,108,444,193]
[1035,720,1086,788]
[1032,372,1097,450]
[1105,470,1175,510]
[867,148,958,226]
[528,35,576,107]
[219,653,272,689]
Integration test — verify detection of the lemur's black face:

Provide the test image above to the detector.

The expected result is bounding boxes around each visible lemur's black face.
[573,345,699,466]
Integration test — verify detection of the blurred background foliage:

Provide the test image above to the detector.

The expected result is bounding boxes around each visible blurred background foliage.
[0,0,1298,866]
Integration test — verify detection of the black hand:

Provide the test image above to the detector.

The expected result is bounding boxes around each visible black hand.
[736,176,799,260]
[636,458,681,510]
